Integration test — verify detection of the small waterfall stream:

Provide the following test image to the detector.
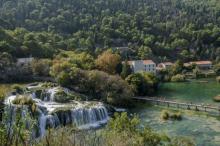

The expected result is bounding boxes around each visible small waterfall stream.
[4,85,109,137]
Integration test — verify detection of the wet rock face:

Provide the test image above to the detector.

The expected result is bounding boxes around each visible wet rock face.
[0,101,4,121]
[4,83,109,137]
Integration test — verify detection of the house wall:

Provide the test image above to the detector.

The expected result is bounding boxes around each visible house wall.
[197,64,212,69]
[131,61,156,74]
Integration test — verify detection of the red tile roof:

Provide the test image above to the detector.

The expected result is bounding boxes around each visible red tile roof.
[143,60,155,64]
[123,60,155,65]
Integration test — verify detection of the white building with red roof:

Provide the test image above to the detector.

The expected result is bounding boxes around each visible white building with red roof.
[189,61,212,69]
[126,60,156,73]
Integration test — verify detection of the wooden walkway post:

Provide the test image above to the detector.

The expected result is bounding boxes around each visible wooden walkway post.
[195,106,199,111]
[133,97,220,115]
[187,105,190,110]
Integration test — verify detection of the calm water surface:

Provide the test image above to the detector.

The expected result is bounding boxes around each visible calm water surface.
[157,78,220,105]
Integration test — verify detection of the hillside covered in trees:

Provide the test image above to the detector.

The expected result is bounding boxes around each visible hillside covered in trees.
[0,0,220,61]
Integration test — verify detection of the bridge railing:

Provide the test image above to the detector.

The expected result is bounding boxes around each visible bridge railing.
[133,97,220,115]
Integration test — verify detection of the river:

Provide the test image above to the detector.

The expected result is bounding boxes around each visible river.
[130,78,220,146]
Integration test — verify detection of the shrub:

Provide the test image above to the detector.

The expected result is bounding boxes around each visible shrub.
[216,76,220,83]
[41,82,57,88]
[0,92,5,101]
[54,90,72,103]
[12,84,24,94]
[161,110,182,121]
[86,70,134,106]
[213,95,220,102]
[171,74,186,82]
[170,112,182,120]
[12,95,35,105]
[214,63,220,75]
[95,50,121,74]
[31,59,52,76]
[160,110,169,120]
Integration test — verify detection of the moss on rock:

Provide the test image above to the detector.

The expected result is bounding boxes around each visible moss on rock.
[12,95,35,105]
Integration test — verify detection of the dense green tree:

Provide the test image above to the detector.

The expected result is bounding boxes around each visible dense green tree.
[54,51,95,70]
[50,60,133,106]
[126,72,158,96]
[137,46,153,60]
[0,52,14,79]
[170,60,184,75]
[0,0,220,60]
[121,60,132,79]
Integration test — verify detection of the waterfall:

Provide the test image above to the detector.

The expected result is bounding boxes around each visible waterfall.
[44,87,59,101]
[36,104,109,137]
[4,85,110,138]
[70,105,109,129]
[39,113,47,138]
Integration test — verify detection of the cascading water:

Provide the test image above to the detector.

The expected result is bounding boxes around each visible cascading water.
[4,85,109,137]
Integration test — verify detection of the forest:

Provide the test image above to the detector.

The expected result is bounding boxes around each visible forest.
[0,0,220,61]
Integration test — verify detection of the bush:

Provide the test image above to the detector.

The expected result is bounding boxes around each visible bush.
[12,95,35,105]
[95,50,121,74]
[53,89,74,103]
[161,110,182,121]
[86,70,134,106]
[213,95,220,102]
[160,110,169,120]
[214,63,220,75]
[0,92,5,101]
[12,84,24,94]
[31,59,52,76]
[171,74,186,82]
[216,76,220,83]
[170,112,182,120]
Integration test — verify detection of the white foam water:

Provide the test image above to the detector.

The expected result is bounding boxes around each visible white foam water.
[4,86,109,137]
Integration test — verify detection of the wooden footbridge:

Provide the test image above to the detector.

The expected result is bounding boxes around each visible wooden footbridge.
[133,97,220,115]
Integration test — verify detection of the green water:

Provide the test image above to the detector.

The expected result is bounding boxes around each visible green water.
[131,106,220,146]
[156,78,220,105]
[132,79,220,146]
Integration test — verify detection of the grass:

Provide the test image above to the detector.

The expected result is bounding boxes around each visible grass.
[0,83,27,100]
[0,84,12,100]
